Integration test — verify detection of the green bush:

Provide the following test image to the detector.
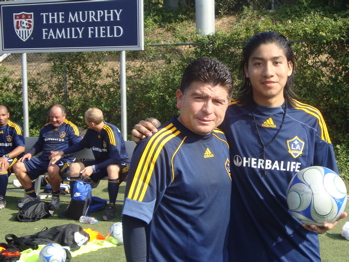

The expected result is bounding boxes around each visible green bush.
[0,4,348,160]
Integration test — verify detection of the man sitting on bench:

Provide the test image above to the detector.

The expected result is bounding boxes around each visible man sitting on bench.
[13,104,81,210]
[50,108,130,221]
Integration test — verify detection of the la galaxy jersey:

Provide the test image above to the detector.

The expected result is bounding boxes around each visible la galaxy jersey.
[0,120,25,156]
[34,119,81,160]
[221,100,337,261]
[78,122,129,169]
[123,117,231,262]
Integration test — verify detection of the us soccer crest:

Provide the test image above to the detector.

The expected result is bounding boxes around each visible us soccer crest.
[13,12,34,42]
[287,136,305,158]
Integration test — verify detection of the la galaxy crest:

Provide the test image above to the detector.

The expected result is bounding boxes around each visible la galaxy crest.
[287,136,304,158]
[6,135,13,143]
[13,12,34,42]
[59,131,66,138]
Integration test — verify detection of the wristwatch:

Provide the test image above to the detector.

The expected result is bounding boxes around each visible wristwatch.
[4,154,9,159]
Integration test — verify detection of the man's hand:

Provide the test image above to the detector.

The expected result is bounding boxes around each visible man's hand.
[49,151,64,159]
[0,156,7,169]
[131,119,159,143]
[19,153,32,162]
[302,212,347,233]
[80,166,94,177]
[49,151,64,165]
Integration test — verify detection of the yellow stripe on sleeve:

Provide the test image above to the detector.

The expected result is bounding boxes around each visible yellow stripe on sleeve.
[128,123,181,202]
[293,99,331,143]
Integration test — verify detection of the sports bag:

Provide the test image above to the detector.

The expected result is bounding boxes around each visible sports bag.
[5,223,89,252]
[89,196,107,213]
[61,180,92,220]
[16,200,54,222]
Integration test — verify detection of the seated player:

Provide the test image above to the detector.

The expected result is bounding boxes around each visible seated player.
[0,105,25,209]
[13,104,81,209]
[50,108,130,221]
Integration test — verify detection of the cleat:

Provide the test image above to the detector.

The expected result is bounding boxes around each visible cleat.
[0,196,6,209]
[102,204,117,221]
[51,196,61,210]
[18,195,39,209]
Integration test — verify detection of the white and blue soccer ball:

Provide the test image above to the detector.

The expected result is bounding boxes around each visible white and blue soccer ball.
[286,166,347,226]
[39,243,67,262]
[108,222,123,245]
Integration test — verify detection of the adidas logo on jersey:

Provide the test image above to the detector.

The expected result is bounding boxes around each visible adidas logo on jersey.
[262,117,276,128]
[204,148,214,158]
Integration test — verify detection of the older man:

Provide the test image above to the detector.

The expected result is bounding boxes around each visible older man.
[13,104,81,209]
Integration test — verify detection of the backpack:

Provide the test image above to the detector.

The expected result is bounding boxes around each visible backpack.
[16,200,54,222]
[61,180,92,220]
[5,223,89,252]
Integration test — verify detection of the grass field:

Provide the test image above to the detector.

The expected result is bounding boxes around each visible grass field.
[1,176,349,261]
[1,177,126,262]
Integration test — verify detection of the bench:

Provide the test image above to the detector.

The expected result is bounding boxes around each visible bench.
[23,137,136,195]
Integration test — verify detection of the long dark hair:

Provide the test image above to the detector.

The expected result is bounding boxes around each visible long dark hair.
[237,31,297,107]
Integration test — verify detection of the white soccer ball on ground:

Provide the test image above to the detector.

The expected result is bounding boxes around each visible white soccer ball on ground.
[39,243,67,262]
[286,166,347,226]
[108,222,123,245]
[341,222,349,240]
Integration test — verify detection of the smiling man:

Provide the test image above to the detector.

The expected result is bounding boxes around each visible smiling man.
[13,104,81,210]
[122,57,234,262]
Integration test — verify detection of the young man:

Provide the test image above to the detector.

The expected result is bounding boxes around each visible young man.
[122,57,234,262]
[50,108,130,221]
[13,104,81,210]
[0,105,25,209]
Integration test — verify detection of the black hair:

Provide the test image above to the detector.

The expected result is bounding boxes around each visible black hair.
[180,57,234,99]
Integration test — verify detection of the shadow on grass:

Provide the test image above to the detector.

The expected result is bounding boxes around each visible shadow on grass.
[323,232,345,240]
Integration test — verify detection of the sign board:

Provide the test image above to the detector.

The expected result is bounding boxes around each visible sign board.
[0,0,144,53]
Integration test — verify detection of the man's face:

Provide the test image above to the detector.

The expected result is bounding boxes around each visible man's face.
[50,106,66,127]
[244,43,293,107]
[0,107,10,127]
[176,81,230,136]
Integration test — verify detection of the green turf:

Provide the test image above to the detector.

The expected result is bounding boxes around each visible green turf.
[1,176,349,261]
[1,176,126,262]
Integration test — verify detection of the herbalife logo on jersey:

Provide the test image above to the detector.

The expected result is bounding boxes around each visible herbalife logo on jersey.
[204,148,214,158]
[13,12,33,42]
[233,154,302,172]
[262,117,276,128]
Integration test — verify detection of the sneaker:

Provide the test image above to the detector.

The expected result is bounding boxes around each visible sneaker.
[0,196,6,209]
[12,179,23,188]
[51,196,61,210]
[18,195,39,209]
[102,204,116,221]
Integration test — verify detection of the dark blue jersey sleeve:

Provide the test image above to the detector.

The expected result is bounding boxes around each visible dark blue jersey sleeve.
[122,215,147,262]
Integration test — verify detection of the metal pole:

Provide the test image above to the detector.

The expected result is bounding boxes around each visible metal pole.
[22,53,29,137]
[120,51,127,140]
[195,0,215,35]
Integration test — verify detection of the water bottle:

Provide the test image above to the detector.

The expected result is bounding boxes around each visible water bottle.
[79,215,98,224]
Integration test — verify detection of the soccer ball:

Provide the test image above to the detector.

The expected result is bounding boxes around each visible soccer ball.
[341,222,349,240]
[286,166,347,226]
[39,243,67,262]
[108,222,123,245]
